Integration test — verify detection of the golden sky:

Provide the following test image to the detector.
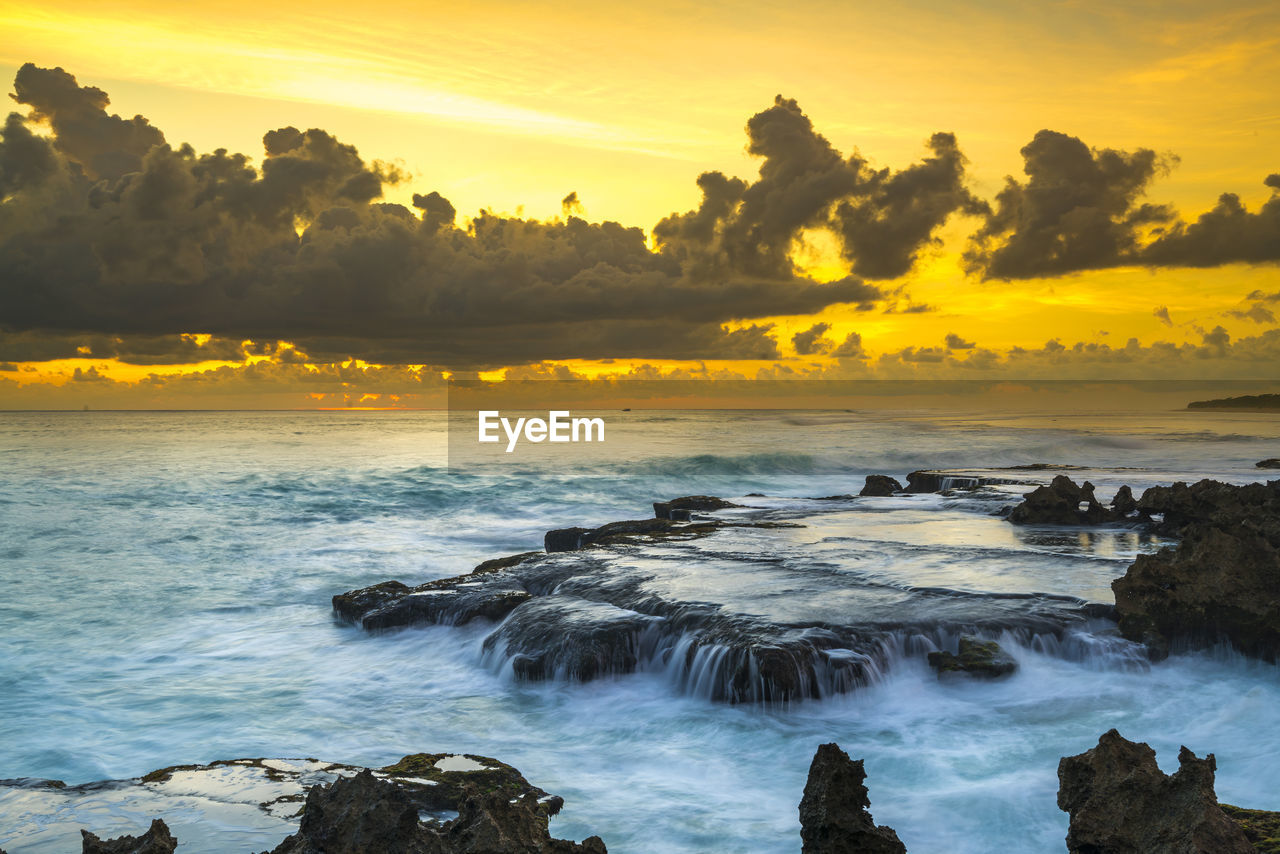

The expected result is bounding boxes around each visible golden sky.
[1,0,1278,408]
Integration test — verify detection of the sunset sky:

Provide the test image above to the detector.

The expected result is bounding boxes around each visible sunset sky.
[1,0,1278,408]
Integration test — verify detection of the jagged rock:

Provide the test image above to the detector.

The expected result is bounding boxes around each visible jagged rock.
[799,743,905,854]
[668,495,740,511]
[1112,485,1137,515]
[268,768,605,854]
[904,470,1023,493]
[81,819,177,854]
[1058,729,1254,854]
[926,636,1017,678]
[1258,459,1280,469]
[1220,804,1280,852]
[1134,478,1280,533]
[1113,479,1280,660]
[545,527,593,552]
[860,475,903,497]
[1007,475,1122,525]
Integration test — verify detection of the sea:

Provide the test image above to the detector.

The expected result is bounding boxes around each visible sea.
[1,408,1278,853]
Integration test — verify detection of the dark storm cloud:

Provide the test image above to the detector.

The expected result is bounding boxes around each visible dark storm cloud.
[1140,175,1280,267]
[791,322,832,355]
[965,130,1176,279]
[655,96,984,281]
[964,129,1280,278]
[944,333,975,350]
[11,63,165,182]
[0,330,249,364]
[0,69,890,367]
[832,132,988,279]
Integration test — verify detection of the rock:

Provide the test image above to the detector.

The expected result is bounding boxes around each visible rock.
[1219,804,1280,851]
[545,527,592,552]
[1113,479,1280,660]
[268,766,606,854]
[926,636,1018,678]
[1058,729,1254,854]
[1112,485,1137,516]
[81,819,177,854]
[332,580,411,623]
[860,475,903,497]
[1134,478,1279,535]
[904,470,1024,493]
[799,743,905,854]
[667,495,740,511]
[1258,459,1280,469]
[1008,475,1118,525]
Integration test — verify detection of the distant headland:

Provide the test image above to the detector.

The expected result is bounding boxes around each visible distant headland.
[1186,393,1280,411]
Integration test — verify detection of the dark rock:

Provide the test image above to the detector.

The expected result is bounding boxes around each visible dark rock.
[799,743,906,854]
[860,475,903,497]
[1008,475,1118,525]
[1134,478,1280,535]
[1258,459,1280,469]
[333,580,410,623]
[545,527,592,552]
[1112,485,1137,516]
[482,596,661,683]
[81,819,177,854]
[1114,479,1280,660]
[669,508,692,521]
[474,552,542,574]
[269,764,606,854]
[653,502,671,519]
[1057,729,1253,854]
[904,470,1024,493]
[926,636,1018,678]
[1220,804,1280,852]
[668,495,740,511]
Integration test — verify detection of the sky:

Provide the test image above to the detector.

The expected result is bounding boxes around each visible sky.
[0,0,1278,408]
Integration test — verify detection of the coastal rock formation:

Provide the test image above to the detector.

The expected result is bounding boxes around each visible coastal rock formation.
[81,819,177,854]
[1113,479,1280,660]
[799,743,905,854]
[1257,459,1280,469]
[335,498,1104,703]
[1007,475,1132,525]
[860,475,903,496]
[1,753,604,854]
[926,636,1017,678]
[654,495,742,518]
[269,767,605,854]
[1057,729,1254,854]
[904,470,1026,493]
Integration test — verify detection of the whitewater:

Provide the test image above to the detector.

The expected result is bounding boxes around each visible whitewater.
[2,409,1279,853]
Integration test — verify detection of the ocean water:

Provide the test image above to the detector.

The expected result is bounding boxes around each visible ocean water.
[1,409,1279,853]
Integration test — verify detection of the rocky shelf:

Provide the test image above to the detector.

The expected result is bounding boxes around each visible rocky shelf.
[334,483,1135,704]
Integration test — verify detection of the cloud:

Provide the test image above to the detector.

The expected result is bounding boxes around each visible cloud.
[1,67,890,368]
[1153,305,1173,326]
[831,132,988,278]
[655,97,984,281]
[831,331,865,359]
[1141,175,1280,267]
[965,130,1176,279]
[792,322,833,355]
[944,332,975,350]
[12,63,165,182]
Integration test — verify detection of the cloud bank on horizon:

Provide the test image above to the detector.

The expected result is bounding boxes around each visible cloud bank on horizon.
[0,63,1278,381]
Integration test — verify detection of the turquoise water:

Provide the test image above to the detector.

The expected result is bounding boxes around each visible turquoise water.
[1,409,1279,852]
